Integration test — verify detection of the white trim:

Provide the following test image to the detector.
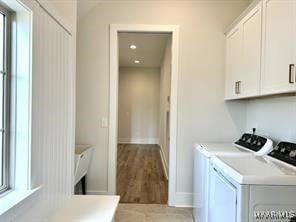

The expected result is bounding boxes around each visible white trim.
[0,186,42,216]
[118,138,159,144]
[109,24,179,206]
[108,25,118,196]
[8,0,33,191]
[159,146,168,180]
[168,26,179,206]
[174,192,193,208]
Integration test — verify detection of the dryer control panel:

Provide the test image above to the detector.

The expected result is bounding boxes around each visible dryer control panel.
[269,142,296,167]
[234,133,273,155]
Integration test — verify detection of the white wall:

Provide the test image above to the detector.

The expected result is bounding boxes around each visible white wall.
[1,0,76,221]
[118,67,160,144]
[159,38,172,177]
[76,0,248,203]
[246,96,296,143]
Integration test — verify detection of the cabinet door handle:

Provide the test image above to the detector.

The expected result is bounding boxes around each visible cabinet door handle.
[235,81,241,95]
[294,64,296,84]
[289,64,295,84]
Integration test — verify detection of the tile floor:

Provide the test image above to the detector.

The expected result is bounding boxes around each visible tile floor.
[115,204,194,222]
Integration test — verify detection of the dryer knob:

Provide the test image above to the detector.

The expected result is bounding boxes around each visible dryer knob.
[289,150,296,158]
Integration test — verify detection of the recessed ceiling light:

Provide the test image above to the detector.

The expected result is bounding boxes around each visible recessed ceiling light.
[134,60,140,64]
[130,45,137,50]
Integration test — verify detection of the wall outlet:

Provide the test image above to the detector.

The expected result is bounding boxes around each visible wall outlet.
[101,118,108,128]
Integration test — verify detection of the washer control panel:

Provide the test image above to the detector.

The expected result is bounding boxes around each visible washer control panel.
[269,141,296,166]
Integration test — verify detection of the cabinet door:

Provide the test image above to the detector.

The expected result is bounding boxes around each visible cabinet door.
[225,27,243,99]
[261,0,296,95]
[241,3,262,98]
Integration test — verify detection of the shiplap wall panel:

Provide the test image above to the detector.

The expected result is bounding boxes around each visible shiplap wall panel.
[35,6,73,208]
[1,0,75,221]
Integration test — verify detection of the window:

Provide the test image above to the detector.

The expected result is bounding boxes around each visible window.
[0,4,10,195]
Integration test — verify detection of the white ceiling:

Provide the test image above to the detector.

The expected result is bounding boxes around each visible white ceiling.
[119,33,170,68]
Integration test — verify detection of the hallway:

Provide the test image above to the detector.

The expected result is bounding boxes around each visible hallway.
[117,144,168,204]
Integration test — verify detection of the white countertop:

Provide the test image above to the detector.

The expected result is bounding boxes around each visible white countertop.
[194,143,251,158]
[49,195,120,222]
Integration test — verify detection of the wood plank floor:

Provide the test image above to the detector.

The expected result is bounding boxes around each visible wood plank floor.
[117,144,168,204]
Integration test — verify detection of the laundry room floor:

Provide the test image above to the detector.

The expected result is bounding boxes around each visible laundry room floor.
[117,144,168,204]
[115,204,193,222]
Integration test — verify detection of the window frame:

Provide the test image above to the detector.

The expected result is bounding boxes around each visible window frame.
[0,3,11,195]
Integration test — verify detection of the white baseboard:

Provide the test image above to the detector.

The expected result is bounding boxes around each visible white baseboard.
[159,146,169,180]
[174,192,193,207]
[86,190,110,195]
[118,138,159,144]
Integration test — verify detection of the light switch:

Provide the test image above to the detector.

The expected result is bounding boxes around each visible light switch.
[101,118,108,128]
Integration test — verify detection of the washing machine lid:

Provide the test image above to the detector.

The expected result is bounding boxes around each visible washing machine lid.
[194,143,251,158]
[212,155,296,185]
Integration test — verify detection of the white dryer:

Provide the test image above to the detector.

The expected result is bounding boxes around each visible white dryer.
[209,141,296,222]
[193,133,273,222]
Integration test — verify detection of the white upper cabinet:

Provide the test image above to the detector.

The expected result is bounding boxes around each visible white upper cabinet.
[225,27,243,100]
[225,1,262,100]
[241,3,262,97]
[225,0,296,100]
[261,0,296,95]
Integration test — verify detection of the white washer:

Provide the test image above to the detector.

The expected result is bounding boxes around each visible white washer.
[209,141,296,222]
[193,133,273,222]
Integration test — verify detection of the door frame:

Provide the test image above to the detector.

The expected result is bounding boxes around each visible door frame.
[108,24,179,206]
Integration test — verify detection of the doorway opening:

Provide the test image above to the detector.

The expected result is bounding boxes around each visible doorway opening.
[108,25,179,206]
[117,33,171,204]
